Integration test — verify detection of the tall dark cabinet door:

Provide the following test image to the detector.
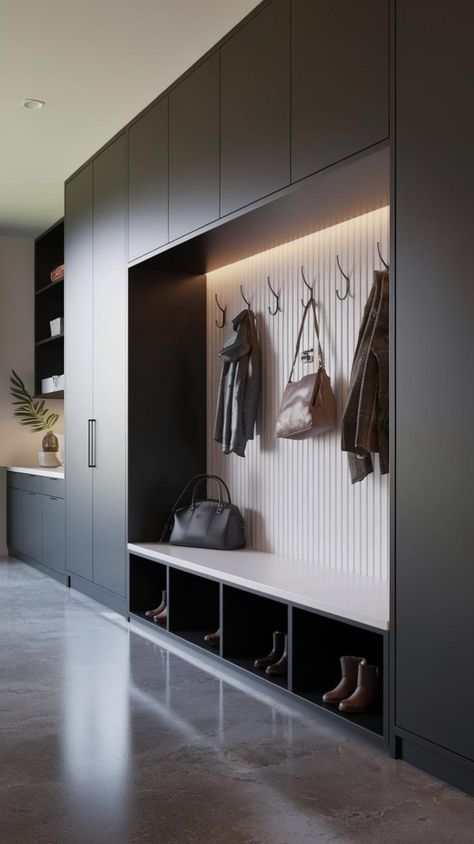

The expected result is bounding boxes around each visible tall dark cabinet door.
[128,99,168,262]
[92,135,127,598]
[396,1,474,763]
[291,0,389,183]
[169,53,220,240]
[220,0,290,216]
[64,164,93,582]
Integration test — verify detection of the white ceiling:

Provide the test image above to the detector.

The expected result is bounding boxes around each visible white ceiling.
[0,0,258,236]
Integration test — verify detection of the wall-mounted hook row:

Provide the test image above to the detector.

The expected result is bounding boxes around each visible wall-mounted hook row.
[215,294,226,328]
[377,241,389,269]
[300,266,314,307]
[267,276,282,316]
[336,255,351,301]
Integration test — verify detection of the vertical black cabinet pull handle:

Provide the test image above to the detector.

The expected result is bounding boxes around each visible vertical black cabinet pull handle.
[88,419,97,468]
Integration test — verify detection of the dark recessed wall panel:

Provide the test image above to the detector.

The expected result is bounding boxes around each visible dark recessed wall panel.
[291,0,389,183]
[169,53,220,241]
[220,0,290,216]
[395,0,474,763]
[128,99,168,261]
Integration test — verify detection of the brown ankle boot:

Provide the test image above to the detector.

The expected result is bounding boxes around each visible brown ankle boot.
[153,605,168,624]
[265,635,288,677]
[322,656,365,705]
[254,631,285,670]
[338,662,380,713]
[145,590,167,618]
[204,628,220,647]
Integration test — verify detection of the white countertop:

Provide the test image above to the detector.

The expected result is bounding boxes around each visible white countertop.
[128,542,390,631]
[5,466,64,480]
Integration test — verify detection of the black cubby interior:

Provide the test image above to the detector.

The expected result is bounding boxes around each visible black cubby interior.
[168,569,220,652]
[129,554,167,627]
[35,219,64,397]
[222,586,289,689]
[292,608,384,736]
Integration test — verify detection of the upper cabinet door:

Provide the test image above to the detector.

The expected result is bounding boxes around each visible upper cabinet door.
[169,54,220,241]
[64,164,94,583]
[128,99,168,261]
[220,0,291,216]
[291,0,389,183]
[92,135,127,598]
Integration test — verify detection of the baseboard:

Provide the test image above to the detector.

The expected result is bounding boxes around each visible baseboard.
[68,572,128,616]
[396,731,474,796]
[9,549,69,586]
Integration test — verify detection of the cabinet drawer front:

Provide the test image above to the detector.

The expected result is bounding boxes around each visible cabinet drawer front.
[42,496,65,573]
[7,471,23,489]
[22,474,43,493]
[42,477,65,498]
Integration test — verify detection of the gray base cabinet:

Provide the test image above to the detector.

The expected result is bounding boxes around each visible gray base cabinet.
[7,473,65,577]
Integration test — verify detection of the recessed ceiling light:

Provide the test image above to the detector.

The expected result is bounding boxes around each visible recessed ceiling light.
[22,98,45,110]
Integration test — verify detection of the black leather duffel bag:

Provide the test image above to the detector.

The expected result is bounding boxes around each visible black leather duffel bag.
[162,474,246,550]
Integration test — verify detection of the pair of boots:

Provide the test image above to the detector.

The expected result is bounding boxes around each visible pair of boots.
[323,655,379,712]
[145,590,167,624]
[254,631,288,676]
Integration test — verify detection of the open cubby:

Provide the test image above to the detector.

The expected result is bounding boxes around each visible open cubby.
[129,554,168,628]
[292,608,384,736]
[222,585,289,690]
[168,568,220,653]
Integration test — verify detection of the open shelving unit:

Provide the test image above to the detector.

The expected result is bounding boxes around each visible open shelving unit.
[34,220,64,399]
[128,543,389,747]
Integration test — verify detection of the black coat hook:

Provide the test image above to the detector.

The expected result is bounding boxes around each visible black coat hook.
[377,241,389,269]
[336,255,351,301]
[240,285,251,309]
[215,294,226,328]
[267,276,282,316]
[300,266,314,307]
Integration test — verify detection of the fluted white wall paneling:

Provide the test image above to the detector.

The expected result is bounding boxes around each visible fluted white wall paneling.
[207,206,390,581]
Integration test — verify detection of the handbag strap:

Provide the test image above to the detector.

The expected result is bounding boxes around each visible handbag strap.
[288,297,324,382]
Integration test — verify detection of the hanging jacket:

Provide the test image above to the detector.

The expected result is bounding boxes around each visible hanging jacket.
[342,270,389,483]
[214,309,260,457]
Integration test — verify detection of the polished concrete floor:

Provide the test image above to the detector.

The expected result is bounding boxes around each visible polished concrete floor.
[1,559,473,844]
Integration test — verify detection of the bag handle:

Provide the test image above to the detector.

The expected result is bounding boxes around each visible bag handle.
[160,474,231,542]
[191,475,231,510]
[288,297,324,383]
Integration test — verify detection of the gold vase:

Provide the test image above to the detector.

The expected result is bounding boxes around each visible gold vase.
[42,431,58,453]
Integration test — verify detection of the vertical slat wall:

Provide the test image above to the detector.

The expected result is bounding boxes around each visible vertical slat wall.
[207,206,389,580]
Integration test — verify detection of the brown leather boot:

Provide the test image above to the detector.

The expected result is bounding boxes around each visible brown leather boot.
[145,590,167,618]
[265,634,288,677]
[204,628,220,647]
[338,662,380,713]
[322,656,365,705]
[254,631,285,670]
[153,605,168,624]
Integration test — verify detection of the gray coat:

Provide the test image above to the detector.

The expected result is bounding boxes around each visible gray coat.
[214,309,260,457]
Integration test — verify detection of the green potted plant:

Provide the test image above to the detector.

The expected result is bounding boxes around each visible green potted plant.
[9,370,62,467]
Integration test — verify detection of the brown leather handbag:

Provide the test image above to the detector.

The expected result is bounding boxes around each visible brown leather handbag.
[275,297,336,440]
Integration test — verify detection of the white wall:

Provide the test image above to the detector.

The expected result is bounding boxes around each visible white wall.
[207,207,390,580]
[0,236,64,553]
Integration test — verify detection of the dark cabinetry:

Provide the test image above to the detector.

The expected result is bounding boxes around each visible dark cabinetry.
[220,0,291,215]
[7,472,65,577]
[65,135,127,611]
[169,54,220,240]
[291,0,389,183]
[128,100,168,261]
[395,0,474,780]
